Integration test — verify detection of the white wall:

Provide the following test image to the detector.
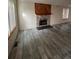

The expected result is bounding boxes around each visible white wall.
[18,2,36,30]
[18,1,71,30]
[50,5,71,25]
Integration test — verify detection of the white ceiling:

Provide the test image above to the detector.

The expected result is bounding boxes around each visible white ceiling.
[18,0,71,6]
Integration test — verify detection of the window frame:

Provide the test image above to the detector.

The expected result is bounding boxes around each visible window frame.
[8,1,16,37]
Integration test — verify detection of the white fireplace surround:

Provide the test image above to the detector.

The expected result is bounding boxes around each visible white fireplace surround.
[37,15,51,27]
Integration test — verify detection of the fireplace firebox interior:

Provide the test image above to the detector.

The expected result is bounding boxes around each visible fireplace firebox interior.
[39,19,47,25]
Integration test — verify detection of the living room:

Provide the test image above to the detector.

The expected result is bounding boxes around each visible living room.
[8,0,71,59]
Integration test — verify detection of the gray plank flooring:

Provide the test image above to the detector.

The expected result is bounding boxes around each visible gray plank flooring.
[9,24,71,59]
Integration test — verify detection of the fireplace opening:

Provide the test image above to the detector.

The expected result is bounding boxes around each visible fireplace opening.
[39,19,47,25]
[37,16,52,30]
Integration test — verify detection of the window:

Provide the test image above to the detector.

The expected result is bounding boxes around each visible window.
[62,8,69,19]
[8,1,16,36]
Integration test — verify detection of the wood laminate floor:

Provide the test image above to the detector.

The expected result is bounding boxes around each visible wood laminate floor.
[9,24,71,59]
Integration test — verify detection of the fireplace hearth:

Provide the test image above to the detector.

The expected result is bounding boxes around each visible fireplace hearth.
[37,25,52,30]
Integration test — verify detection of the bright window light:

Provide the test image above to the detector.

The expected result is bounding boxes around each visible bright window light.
[62,8,69,19]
